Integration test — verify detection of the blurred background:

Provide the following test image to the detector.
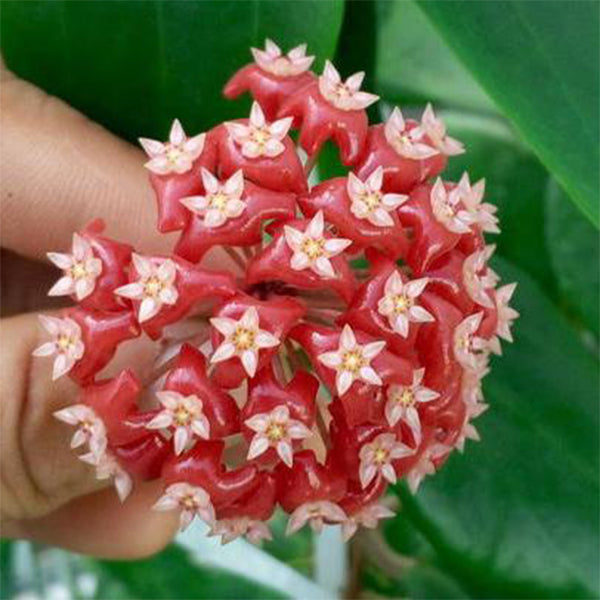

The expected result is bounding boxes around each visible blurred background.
[0,0,598,598]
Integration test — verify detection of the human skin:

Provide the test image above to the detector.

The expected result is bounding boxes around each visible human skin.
[0,60,227,558]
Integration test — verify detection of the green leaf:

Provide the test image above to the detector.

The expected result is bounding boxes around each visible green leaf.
[546,180,600,337]
[95,542,286,599]
[440,110,558,298]
[375,0,494,113]
[0,0,344,142]
[396,258,599,599]
[417,0,600,227]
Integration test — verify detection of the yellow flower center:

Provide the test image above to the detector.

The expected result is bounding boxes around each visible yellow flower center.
[182,495,198,510]
[373,447,389,464]
[209,193,229,211]
[301,237,325,260]
[166,146,183,164]
[266,422,286,442]
[173,405,193,426]
[56,334,75,352]
[361,192,382,212]
[70,261,89,280]
[144,276,164,298]
[233,327,255,351]
[341,349,365,374]
[251,127,270,146]
[392,293,413,314]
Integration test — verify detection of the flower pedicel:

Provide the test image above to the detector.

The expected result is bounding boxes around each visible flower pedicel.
[37,41,518,544]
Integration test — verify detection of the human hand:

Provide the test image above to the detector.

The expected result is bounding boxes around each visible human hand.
[0,61,185,558]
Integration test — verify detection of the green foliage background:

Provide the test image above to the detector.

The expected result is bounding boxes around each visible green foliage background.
[1,1,598,598]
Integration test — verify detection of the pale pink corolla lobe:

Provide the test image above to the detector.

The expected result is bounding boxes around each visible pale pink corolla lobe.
[318,60,379,111]
[251,39,314,77]
[47,233,103,301]
[153,482,215,531]
[358,433,413,489]
[33,315,85,380]
[139,119,206,175]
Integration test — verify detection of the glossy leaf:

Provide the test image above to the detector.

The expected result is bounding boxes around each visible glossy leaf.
[417,0,600,227]
[0,0,344,142]
[375,0,494,113]
[396,258,599,598]
[96,542,286,599]
[545,180,600,337]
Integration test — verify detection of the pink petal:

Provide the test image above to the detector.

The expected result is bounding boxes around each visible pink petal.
[144,156,170,175]
[210,317,237,336]
[138,137,165,157]
[314,256,335,278]
[277,441,294,467]
[139,297,160,323]
[268,116,293,139]
[174,427,190,455]
[249,102,266,128]
[169,119,186,146]
[211,341,236,364]
[255,331,280,349]
[318,351,342,369]
[306,210,325,238]
[241,349,258,377]
[146,412,173,430]
[290,252,311,271]
[409,305,435,322]
[47,252,74,270]
[381,464,397,484]
[362,340,386,360]
[247,434,270,459]
[48,276,75,297]
[204,209,227,228]
[336,370,354,396]
[324,238,352,255]
[284,225,305,250]
[33,341,57,358]
[359,462,377,489]
[75,277,95,300]
[359,366,382,386]
[200,168,220,194]
[340,325,356,350]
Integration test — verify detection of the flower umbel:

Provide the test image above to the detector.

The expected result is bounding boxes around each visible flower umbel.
[43,37,518,544]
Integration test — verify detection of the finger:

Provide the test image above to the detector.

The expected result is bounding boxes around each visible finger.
[1,250,68,317]
[0,67,240,275]
[3,481,179,559]
[0,312,158,525]
[0,67,171,261]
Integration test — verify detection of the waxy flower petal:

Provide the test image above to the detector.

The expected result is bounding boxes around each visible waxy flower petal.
[430,178,476,234]
[318,61,379,111]
[114,254,179,323]
[346,168,407,227]
[181,169,246,229]
[463,245,499,308]
[318,325,386,396]
[139,119,206,175]
[47,233,103,301]
[284,211,352,279]
[33,315,85,380]
[210,307,280,378]
[153,482,215,531]
[286,500,347,535]
[384,369,440,442]
[245,404,312,467]
[457,173,500,234]
[251,39,314,77]
[384,107,439,160]
[146,390,211,455]
[453,312,490,373]
[377,271,434,337]
[54,404,107,459]
[226,102,293,159]
[414,104,464,156]
[80,451,133,502]
[358,433,413,489]
[209,517,273,545]
[341,502,395,541]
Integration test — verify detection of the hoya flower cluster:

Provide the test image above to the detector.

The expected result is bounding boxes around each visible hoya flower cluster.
[40,40,518,544]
